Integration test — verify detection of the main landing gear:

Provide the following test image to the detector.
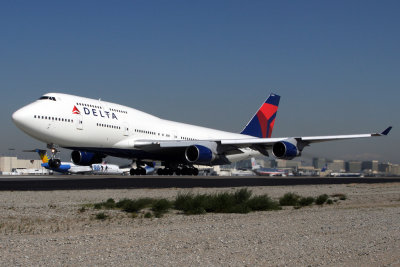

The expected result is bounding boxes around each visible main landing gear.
[129,161,151,176]
[157,166,199,176]
[129,161,199,176]
[47,145,61,169]
[129,167,147,176]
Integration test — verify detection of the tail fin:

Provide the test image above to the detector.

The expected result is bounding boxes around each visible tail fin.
[241,93,280,138]
[321,164,328,172]
[36,149,49,163]
[251,158,260,170]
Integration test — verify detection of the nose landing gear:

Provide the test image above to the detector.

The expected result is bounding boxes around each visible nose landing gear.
[48,158,61,168]
[47,145,61,168]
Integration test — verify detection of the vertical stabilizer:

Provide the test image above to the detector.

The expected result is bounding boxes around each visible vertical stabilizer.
[251,158,261,170]
[36,149,49,163]
[241,93,280,138]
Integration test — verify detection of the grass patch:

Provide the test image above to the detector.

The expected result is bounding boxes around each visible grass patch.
[95,212,108,220]
[175,193,207,215]
[94,198,117,210]
[93,203,102,209]
[116,198,154,213]
[104,198,116,208]
[298,196,315,206]
[175,188,280,215]
[152,199,173,217]
[279,192,300,206]
[144,212,153,218]
[247,195,281,211]
[78,206,87,213]
[87,189,342,218]
[315,194,329,205]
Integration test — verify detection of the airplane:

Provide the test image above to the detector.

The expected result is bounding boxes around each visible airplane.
[330,172,362,177]
[12,92,392,176]
[230,166,255,176]
[26,149,130,175]
[250,157,288,176]
[90,162,131,175]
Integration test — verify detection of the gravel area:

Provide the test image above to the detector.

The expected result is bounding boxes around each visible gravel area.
[0,183,399,266]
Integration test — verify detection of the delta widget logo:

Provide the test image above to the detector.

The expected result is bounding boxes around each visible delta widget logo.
[72,106,81,114]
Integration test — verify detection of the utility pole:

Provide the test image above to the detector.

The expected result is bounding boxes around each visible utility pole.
[8,148,15,172]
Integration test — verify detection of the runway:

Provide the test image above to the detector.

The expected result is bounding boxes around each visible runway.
[0,175,399,191]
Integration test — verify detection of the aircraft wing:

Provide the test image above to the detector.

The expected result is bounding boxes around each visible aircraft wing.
[118,126,392,157]
[220,126,392,147]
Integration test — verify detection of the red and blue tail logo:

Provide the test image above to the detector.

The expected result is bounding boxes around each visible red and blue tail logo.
[240,94,280,138]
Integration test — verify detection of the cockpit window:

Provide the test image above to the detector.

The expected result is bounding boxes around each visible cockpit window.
[39,96,56,101]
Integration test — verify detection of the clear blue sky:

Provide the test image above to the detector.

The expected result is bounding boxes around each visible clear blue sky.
[1,1,398,163]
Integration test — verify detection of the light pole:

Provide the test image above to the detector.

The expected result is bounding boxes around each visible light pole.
[8,148,15,172]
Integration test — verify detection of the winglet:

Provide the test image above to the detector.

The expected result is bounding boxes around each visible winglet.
[381,126,392,136]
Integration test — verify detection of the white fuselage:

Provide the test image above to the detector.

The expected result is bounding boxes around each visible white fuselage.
[12,93,257,163]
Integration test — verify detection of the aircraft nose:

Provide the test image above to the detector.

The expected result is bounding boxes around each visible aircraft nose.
[12,108,23,125]
[12,106,30,129]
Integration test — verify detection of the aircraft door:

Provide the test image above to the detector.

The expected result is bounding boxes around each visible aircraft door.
[172,130,178,140]
[75,115,83,130]
[123,122,130,136]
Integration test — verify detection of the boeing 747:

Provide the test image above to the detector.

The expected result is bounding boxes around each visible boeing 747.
[12,93,391,176]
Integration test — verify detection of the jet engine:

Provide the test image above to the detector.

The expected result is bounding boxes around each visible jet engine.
[185,144,216,165]
[272,139,301,160]
[71,151,104,166]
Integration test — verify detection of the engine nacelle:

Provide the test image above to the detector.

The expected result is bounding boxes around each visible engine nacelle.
[185,145,216,165]
[71,151,104,166]
[272,140,300,160]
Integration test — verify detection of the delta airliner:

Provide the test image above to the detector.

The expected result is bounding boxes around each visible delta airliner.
[12,93,391,176]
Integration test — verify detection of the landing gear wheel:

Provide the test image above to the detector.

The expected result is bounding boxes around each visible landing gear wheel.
[181,167,190,176]
[164,168,173,175]
[130,168,135,175]
[48,159,61,169]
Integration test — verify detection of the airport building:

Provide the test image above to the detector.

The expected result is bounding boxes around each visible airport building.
[0,156,45,174]
[262,159,278,168]
[313,157,327,169]
[361,160,379,174]
[391,164,400,176]
[327,160,346,172]
[277,159,301,169]
[0,153,398,176]
[347,161,362,173]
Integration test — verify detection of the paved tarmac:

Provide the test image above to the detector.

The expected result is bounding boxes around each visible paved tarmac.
[0,175,399,191]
